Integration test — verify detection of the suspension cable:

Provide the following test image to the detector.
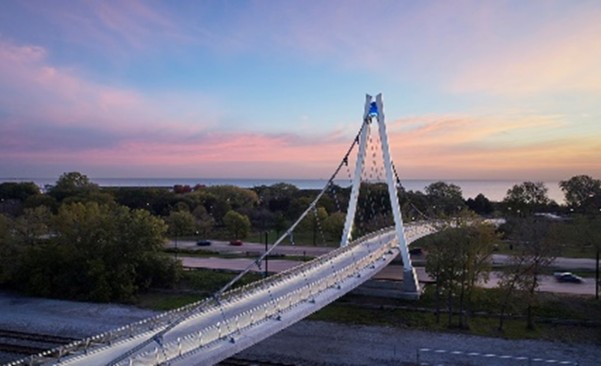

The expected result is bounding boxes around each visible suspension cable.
[107,120,370,366]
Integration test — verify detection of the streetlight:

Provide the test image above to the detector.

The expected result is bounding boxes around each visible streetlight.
[264,231,269,278]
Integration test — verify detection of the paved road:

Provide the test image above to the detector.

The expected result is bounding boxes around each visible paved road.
[169,239,333,257]
[181,256,597,296]
[171,240,599,271]
[492,254,598,270]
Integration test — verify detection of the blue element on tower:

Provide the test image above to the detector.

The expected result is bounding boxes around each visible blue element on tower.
[368,102,378,117]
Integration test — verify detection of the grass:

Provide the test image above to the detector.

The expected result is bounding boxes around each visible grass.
[493,241,598,259]
[137,269,264,311]
[137,292,201,311]
[309,289,601,344]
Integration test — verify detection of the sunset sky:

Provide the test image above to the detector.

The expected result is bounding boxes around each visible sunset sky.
[1,1,600,181]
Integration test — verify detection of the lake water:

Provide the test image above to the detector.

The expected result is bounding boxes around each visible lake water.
[1,177,565,203]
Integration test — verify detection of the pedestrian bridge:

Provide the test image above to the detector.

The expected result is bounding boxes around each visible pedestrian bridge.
[8,94,452,365]
[9,223,437,366]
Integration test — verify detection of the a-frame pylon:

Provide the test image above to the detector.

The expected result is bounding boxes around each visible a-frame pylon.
[340,93,420,296]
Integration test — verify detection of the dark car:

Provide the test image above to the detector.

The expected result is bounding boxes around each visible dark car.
[196,240,212,246]
[554,272,584,283]
[229,239,243,246]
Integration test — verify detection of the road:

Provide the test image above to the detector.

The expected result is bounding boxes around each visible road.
[169,239,333,257]
[171,240,599,271]
[171,238,599,297]
[492,254,598,270]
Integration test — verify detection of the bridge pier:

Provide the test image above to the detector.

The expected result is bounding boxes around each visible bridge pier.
[402,268,421,299]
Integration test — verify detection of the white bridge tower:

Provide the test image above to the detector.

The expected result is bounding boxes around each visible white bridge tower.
[341,93,420,295]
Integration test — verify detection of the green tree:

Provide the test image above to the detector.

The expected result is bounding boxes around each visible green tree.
[24,194,58,212]
[424,216,497,328]
[466,193,493,215]
[166,210,197,251]
[13,206,52,246]
[204,185,258,215]
[17,202,178,302]
[0,182,40,201]
[503,181,550,216]
[563,215,601,299]
[425,181,466,216]
[323,212,346,242]
[498,217,560,330]
[47,172,100,202]
[298,206,329,245]
[559,175,601,212]
[223,210,251,239]
[192,205,214,238]
[0,214,18,283]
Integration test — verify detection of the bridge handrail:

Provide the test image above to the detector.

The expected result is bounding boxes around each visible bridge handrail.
[129,232,398,365]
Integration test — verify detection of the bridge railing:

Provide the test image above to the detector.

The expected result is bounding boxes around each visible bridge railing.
[127,229,400,365]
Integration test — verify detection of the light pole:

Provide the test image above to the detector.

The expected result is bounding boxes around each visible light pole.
[264,231,269,277]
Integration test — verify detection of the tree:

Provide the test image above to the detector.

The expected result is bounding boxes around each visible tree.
[424,216,497,328]
[192,205,214,238]
[466,194,493,215]
[16,202,178,302]
[298,206,329,245]
[497,217,560,330]
[166,210,197,252]
[0,182,40,201]
[425,181,466,216]
[563,215,601,299]
[503,181,550,216]
[0,214,18,283]
[13,206,52,246]
[559,175,601,212]
[47,172,100,202]
[323,212,346,243]
[204,185,259,214]
[254,183,298,217]
[223,210,251,239]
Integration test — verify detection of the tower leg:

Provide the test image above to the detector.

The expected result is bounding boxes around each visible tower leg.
[340,95,372,247]
[374,94,421,296]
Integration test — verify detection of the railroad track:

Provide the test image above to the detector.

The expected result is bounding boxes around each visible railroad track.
[0,329,78,356]
[219,357,298,366]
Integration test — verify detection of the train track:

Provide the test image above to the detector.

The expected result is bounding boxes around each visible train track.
[219,357,298,366]
[0,329,78,356]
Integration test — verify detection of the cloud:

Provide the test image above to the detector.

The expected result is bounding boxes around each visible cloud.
[385,113,601,180]
[0,37,220,144]
[450,7,601,95]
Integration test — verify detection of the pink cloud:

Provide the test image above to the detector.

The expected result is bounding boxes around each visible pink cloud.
[385,114,601,180]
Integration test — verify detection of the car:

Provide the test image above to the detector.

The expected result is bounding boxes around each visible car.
[229,239,243,246]
[553,272,584,283]
[196,240,211,246]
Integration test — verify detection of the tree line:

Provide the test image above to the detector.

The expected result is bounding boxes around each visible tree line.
[1,172,600,305]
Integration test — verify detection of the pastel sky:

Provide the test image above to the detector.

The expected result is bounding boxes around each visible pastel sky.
[1,0,600,181]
